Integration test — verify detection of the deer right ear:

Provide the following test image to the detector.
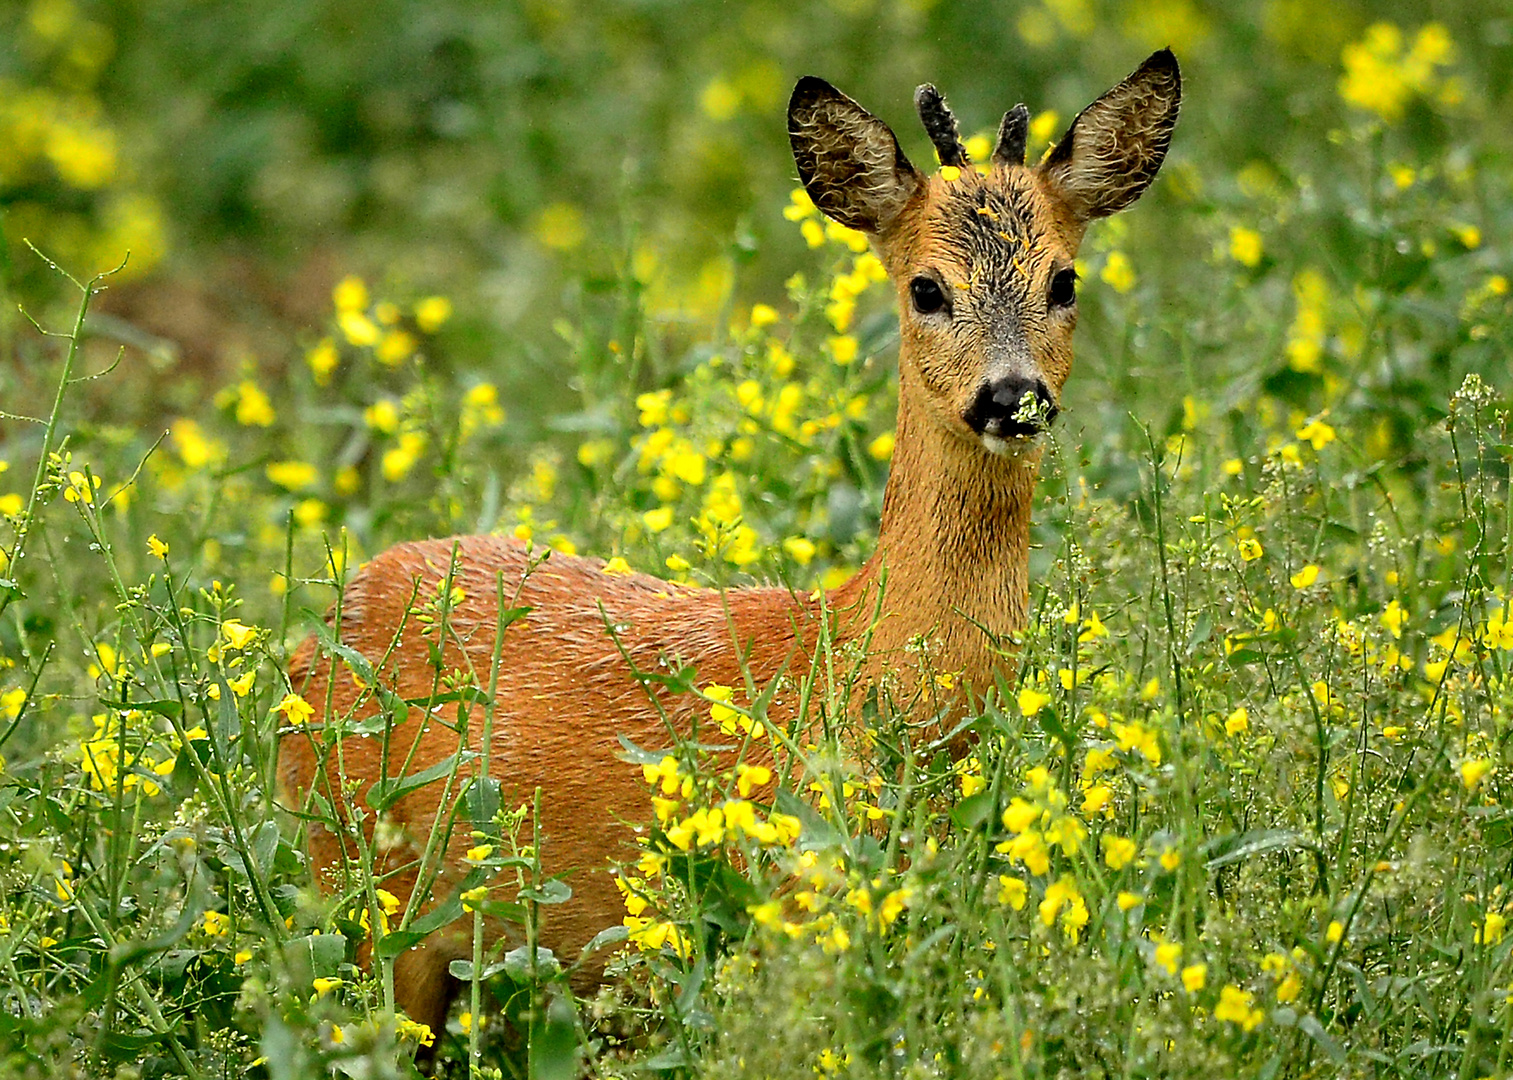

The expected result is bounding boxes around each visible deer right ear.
[789,77,924,236]
[1037,49,1181,224]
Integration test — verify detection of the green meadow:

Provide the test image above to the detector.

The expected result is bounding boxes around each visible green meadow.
[1,1,1510,1076]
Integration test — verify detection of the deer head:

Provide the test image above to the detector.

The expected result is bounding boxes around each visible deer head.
[788,50,1180,458]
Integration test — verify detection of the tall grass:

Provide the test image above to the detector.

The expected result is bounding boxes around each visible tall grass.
[1,10,1511,1080]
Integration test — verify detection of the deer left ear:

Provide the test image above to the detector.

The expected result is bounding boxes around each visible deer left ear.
[1038,49,1181,223]
[789,76,924,236]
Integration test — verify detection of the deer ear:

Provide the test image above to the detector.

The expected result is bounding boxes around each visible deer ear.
[789,77,924,236]
[1038,49,1181,223]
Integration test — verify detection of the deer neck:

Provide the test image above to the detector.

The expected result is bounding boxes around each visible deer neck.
[833,379,1040,691]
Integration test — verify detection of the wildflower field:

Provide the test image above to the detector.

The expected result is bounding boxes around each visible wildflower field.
[2,1,1512,1077]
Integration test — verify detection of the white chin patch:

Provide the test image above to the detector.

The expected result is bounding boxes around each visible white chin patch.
[981,433,1036,458]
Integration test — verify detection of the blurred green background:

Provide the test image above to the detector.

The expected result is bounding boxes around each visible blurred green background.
[4,0,1509,451]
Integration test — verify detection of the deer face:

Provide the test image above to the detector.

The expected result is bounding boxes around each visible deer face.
[789,52,1181,458]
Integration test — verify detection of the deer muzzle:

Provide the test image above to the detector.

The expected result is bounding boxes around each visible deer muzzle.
[962,373,1059,443]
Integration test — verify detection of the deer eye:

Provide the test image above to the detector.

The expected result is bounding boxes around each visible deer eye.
[910,275,947,315]
[1048,267,1078,309]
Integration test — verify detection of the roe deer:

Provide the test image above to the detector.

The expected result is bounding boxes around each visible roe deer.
[281,50,1180,1036]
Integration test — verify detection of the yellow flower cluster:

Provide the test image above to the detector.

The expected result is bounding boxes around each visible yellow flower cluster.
[1339,23,1458,123]
[0,1,167,280]
[997,767,1086,881]
[78,710,176,796]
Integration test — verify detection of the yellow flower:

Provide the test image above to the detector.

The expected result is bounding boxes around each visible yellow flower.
[395,1017,434,1047]
[221,620,257,651]
[147,534,169,560]
[1478,910,1507,946]
[1339,22,1456,123]
[414,296,452,333]
[1038,875,1087,941]
[1154,940,1182,975]
[338,311,380,348]
[783,187,816,221]
[1017,686,1052,717]
[382,432,427,481]
[1451,223,1481,250]
[375,329,416,366]
[266,461,318,491]
[1214,984,1264,1030]
[364,399,401,433]
[1081,783,1113,815]
[1003,829,1051,876]
[1459,758,1493,791]
[306,338,340,385]
[277,694,315,725]
[735,764,772,798]
[643,506,674,533]
[701,77,740,120]
[333,276,368,312]
[827,335,859,366]
[63,471,99,505]
[1113,720,1161,766]
[229,380,276,427]
[1228,226,1263,267]
[782,536,816,566]
[1100,251,1136,294]
[535,202,586,250]
[1102,835,1137,870]
[997,875,1028,910]
[1296,413,1336,450]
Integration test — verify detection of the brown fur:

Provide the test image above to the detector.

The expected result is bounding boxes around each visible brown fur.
[279,52,1180,1036]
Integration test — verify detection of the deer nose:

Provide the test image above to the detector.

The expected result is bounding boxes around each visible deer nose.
[962,375,1059,439]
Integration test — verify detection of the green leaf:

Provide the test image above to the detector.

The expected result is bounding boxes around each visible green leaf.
[950,790,995,831]
[616,734,675,767]
[775,787,844,849]
[528,992,580,1080]
[1298,1013,1345,1062]
[1201,829,1314,870]
[447,958,509,980]
[409,894,464,935]
[503,944,563,980]
[284,932,347,981]
[302,613,376,686]
[519,879,572,905]
[580,924,629,961]
[374,929,427,961]
[365,750,475,812]
[1185,611,1213,653]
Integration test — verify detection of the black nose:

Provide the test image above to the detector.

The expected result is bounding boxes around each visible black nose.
[962,376,1059,439]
